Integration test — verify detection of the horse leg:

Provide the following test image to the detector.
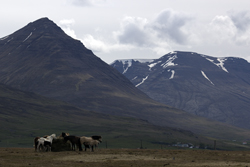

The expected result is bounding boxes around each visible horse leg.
[47,146,51,152]
[37,144,43,152]
[41,145,45,152]
[35,141,38,151]
[91,145,94,152]
[36,145,39,152]
[37,143,40,152]
[78,141,83,151]
[79,145,82,151]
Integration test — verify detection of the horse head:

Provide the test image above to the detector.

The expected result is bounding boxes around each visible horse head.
[51,134,56,139]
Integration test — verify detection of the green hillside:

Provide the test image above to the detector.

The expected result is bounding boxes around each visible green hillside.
[0,83,250,150]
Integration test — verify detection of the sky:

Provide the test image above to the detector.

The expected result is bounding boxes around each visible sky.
[1,0,250,64]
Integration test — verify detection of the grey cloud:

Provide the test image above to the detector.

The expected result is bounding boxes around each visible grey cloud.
[151,9,193,44]
[116,9,193,48]
[229,11,250,32]
[71,0,93,7]
[117,23,150,47]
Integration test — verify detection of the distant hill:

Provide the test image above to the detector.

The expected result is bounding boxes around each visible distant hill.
[111,51,250,129]
[1,18,250,142]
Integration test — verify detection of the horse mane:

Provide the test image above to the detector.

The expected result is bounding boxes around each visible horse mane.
[91,136,101,140]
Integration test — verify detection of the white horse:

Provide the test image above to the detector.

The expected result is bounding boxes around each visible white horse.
[37,134,56,152]
[80,136,102,151]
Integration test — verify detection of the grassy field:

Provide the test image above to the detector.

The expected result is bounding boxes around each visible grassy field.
[1,147,250,167]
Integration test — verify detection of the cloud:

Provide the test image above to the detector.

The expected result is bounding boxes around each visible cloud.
[151,9,193,44]
[81,34,134,53]
[59,19,75,26]
[59,19,77,39]
[69,0,106,7]
[207,11,250,46]
[70,0,92,6]
[81,34,110,52]
[114,17,152,47]
[208,15,237,43]
[113,9,192,55]
[57,9,250,63]
[57,9,194,58]
[229,11,250,32]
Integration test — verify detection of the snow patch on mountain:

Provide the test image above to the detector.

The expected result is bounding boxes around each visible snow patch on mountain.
[161,55,178,68]
[169,51,177,54]
[23,32,33,42]
[148,61,162,71]
[114,59,154,74]
[168,69,175,79]
[114,60,132,74]
[4,37,13,45]
[205,57,229,73]
[216,58,229,73]
[136,75,149,87]
[134,59,154,63]
[201,71,214,85]
[0,35,9,40]
[132,76,138,80]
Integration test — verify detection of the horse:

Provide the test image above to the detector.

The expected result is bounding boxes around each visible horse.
[62,132,82,151]
[36,134,56,152]
[34,135,50,151]
[80,135,102,151]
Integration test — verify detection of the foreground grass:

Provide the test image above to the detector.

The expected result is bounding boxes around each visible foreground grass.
[1,147,250,167]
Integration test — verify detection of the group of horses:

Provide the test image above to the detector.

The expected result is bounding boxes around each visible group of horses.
[34,132,102,152]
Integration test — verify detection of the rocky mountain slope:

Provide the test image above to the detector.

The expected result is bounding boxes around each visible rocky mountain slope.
[0,17,152,115]
[111,51,250,129]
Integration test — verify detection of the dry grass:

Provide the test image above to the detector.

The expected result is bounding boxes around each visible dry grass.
[1,147,250,167]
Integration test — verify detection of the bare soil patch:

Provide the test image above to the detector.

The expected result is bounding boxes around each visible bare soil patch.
[1,148,250,167]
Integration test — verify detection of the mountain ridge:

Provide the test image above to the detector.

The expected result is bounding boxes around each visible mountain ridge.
[111,51,250,129]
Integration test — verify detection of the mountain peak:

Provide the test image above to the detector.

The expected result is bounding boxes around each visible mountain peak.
[0,17,67,44]
[27,17,59,29]
[29,17,51,23]
[23,17,65,36]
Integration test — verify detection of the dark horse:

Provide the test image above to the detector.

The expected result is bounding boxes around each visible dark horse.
[62,132,82,151]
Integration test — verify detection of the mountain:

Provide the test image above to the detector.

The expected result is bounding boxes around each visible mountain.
[1,18,250,140]
[111,51,250,129]
[0,17,151,115]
